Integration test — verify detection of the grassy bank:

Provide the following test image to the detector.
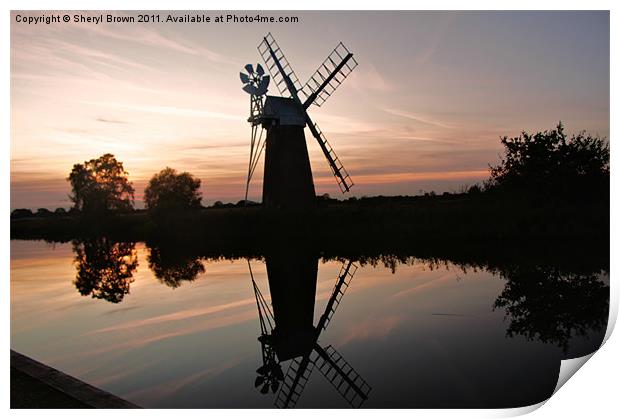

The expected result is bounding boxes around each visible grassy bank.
[11,193,609,252]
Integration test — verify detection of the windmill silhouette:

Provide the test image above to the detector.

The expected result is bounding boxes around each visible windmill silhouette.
[240,33,358,207]
[248,251,371,408]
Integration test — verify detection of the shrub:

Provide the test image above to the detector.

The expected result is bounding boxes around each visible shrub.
[144,167,202,212]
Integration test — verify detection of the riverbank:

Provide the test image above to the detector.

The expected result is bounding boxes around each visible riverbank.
[11,194,609,248]
[11,350,139,409]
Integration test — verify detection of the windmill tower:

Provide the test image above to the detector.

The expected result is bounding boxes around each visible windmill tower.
[249,255,371,408]
[240,33,358,208]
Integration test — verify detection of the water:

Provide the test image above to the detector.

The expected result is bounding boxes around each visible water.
[10,239,608,408]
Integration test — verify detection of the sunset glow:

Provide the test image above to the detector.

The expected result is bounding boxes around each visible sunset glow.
[11,11,609,209]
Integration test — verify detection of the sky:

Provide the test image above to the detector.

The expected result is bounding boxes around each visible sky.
[10,10,610,209]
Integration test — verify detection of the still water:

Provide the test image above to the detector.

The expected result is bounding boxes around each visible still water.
[10,239,608,408]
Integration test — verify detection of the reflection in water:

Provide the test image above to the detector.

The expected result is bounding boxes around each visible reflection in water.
[250,250,371,408]
[72,238,138,303]
[493,266,609,352]
[51,239,609,407]
[68,239,609,355]
[147,245,205,289]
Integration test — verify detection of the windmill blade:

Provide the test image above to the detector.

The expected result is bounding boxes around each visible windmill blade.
[274,353,317,408]
[240,64,270,98]
[301,42,358,109]
[255,75,270,96]
[316,261,358,332]
[314,344,371,408]
[306,116,354,193]
[257,33,304,101]
[242,84,259,95]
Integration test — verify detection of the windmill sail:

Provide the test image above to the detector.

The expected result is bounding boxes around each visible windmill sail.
[314,345,371,408]
[258,33,304,100]
[274,353,317,408]
[306,119,354,193]
[317,261,358,331]
[311,261,369,407]
[301,42,358,109]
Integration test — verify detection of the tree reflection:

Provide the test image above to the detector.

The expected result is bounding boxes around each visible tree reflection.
[72,238,138,303]
[147,244,205,288]
[493,266,608,352]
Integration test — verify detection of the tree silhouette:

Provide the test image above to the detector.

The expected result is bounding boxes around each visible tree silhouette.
[67,154,135,213]
[72,238,138,303]
[11,208,34,219]
[493,265,608,352]
[36,208,53,217]
[144,167,202,212]
[488,123,609,198]
[147,244,205,288]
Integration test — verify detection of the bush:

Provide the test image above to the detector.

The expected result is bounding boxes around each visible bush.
[144,167,202,212]
[489,123,609,199]
[11,209,33,219]
[36,208,53,217]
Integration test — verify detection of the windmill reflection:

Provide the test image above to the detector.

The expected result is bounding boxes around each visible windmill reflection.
[72,238,138,303]
[147,244,205,289]
[249,251,371,408]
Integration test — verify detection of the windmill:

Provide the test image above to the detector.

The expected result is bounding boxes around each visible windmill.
[248,255,371,408]
[240,33,358,207]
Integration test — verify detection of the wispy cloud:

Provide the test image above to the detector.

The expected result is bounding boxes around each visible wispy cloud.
[55,40,152,72]
[67,13,235,64]
[314,169,488,186]
[123,355,247,402]
[179,141,247,151]
[11,10,234,64]
[382,107,453,129]
[390,270,458,300]
[348,61,393,93]
[86,297,256,335]
[82,101,241,120]
[75,308,257,359]
[336,315,403,347]
[96,118,128,124]
[414,12,458,65]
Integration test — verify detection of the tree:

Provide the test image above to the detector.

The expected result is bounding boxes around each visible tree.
[11,209,33,219]
[67,154,135,213]
[36,208,53,217]
[144,167,202,212]
[488,123,609,198]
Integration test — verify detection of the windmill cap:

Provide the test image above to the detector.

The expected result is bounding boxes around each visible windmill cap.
[262,96,306,127]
